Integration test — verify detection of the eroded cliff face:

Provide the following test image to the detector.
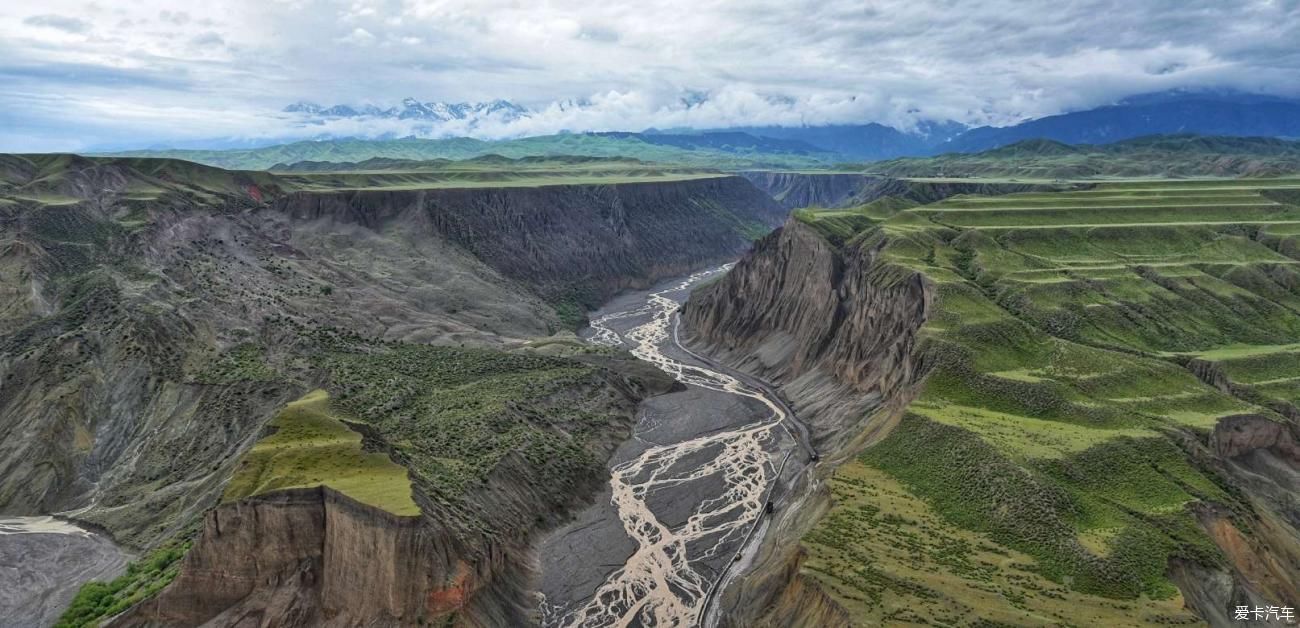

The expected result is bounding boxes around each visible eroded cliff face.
[739,172,876,209]
[680,219,934,625]
[682,219,933,452]
[274,175,785,306]
[112,353,676,628]
[112,488,515,628]
[740,171,1071,210]
[1171,414,1300,618]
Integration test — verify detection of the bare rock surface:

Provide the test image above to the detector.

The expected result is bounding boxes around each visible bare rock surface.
[0,517,130,627]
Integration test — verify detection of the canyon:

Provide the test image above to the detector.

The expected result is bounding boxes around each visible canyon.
[0,156,782,626]
[4,159,1299,628]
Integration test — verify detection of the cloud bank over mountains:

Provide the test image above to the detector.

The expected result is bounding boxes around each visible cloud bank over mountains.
[1,0,1297,151]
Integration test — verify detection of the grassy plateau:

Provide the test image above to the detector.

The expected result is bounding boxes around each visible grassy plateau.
[793,176,1300,626]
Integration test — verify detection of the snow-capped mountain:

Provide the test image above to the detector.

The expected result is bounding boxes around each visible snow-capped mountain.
[283,98,530,123]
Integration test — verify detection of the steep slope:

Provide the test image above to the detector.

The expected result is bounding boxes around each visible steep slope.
[739,171,1069,209]
[0,154,773,625]
[683,178,1300,626]
[273,175,783,308]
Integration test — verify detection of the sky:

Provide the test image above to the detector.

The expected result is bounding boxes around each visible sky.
[1,0,1298,152]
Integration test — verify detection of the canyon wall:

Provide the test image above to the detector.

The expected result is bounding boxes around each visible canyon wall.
[682,219,933,452]
[681,219,935,625]
[275,175,785,305]
[112,487,527,628]
[740,170,1072,209]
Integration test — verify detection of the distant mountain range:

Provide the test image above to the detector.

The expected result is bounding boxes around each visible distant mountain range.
[107,90,1300,168]
[685,120,970,160]
[714,91,1300,160]
[284,98,530,123]
[943,92,1300,154]
[103,132,837,171]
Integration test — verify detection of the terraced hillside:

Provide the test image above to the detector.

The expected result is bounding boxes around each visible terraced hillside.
[685,178,1300,626]
[869,135,1300,179]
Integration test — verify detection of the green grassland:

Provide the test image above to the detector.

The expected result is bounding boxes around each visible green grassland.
[1,153,736,209]
[795,177,1300,625]
[271,168,728,191]
[868,135,1300,179]
[99,133,835,171]
[223,389,421,516]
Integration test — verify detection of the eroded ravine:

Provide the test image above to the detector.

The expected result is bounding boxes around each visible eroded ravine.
[540,266,807,628]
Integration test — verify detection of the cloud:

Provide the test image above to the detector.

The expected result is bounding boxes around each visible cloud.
[337,27,375,44]
[0,0,1298,151]
[22,14,90,33]
[159,10,190,26]
[190,31,226,48]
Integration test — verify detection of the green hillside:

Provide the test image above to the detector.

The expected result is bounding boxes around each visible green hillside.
[796,178,1300,625]
[100,133,836,171]
[870,135,1300,179]
[0,153,731,204]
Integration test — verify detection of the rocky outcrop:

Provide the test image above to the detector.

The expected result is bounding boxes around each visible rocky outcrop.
[682,219,932,451]
[1187,414,1300,615]
[112,487,500,627]
[275,175,785,305]
[681,219,934,625]
[739,172,877,209]
[1212,414,1300,462]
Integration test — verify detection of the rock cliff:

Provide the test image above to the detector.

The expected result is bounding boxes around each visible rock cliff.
[274,175,784,306]
[112,488,510,627]
[740,171,1071,209]
[682,219,933,452]
[681,219,935,624]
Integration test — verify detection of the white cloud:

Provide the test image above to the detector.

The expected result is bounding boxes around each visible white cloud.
[0,0,1297,151]
[337,27,375,44]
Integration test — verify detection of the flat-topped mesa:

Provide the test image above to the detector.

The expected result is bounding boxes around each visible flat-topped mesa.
[111,487,452,627]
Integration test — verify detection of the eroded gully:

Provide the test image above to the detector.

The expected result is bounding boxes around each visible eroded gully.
[538,265,813,628]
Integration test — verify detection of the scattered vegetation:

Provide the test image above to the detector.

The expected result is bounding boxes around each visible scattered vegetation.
[55,535,193,628]
[799,176,1300,624]
[191,343,279,384]
[318,340,623,516]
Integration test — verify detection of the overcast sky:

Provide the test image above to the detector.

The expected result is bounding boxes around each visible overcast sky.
[2,0,1298,151]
